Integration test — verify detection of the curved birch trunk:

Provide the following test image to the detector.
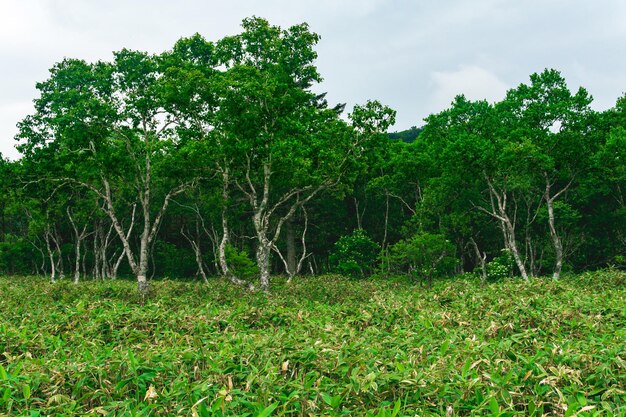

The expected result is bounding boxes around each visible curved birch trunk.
[544,174,573,280]
[478,176,529,280]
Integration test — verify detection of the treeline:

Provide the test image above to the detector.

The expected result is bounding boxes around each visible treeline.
[0,18,624,293]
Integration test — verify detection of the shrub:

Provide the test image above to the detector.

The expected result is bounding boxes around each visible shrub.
[385,232,456,282]
[330,229,380,277]
[225,244,258,280]
[486,249,514,281]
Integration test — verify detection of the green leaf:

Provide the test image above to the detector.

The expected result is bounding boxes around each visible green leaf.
[23,384,31,401]
[128,349,138,373]
[391,398,401,417]
[256,402,279,417]
[440,340,450,355]
[2,387,11,402]
[489,397,499,415]
[198,402,211,417]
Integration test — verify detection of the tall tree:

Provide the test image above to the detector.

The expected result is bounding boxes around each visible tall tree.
[498,69,593,279]
[17,51,196,294]
[173,18,395,290]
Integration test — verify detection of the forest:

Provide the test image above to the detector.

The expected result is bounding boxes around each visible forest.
[1,16,626,416]
[0,17,624,292]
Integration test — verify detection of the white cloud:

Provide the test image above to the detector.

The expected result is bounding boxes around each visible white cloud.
[430,66,509,111]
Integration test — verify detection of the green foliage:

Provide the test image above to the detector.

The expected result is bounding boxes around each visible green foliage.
[154,241,196,278]
[330,229,380,277]
[486,249,515,281]
[1,272,625,415]
[225,245,259,280]
[385,232,456,281]
[5,17,626,285]
[0,236,38,275]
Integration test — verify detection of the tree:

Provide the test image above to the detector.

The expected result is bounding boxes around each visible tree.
[17,50,197,294]
[419,96,520,277]
[195,18,393,290]
[497,69,593,279]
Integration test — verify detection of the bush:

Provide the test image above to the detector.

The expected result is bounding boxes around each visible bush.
[486,249,514,281]
[385,232,456,282]
[330,229,380,277]
[225,245,258,280]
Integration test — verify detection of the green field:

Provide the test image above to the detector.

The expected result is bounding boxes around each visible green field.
[1,272,625,416]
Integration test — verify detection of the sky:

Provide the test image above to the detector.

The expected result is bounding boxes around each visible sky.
[2,0,626,159]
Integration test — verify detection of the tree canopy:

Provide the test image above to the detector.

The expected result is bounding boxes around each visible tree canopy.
[3,18,625,291]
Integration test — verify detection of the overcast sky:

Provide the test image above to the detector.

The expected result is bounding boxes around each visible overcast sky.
[2,0,626,159]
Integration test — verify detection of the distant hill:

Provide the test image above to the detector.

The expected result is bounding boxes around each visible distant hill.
[388,126,422,143]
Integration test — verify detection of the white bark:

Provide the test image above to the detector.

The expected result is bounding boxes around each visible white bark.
[67,207,91,284]
[181,223,208,283]
[218,166,255,289]
[544,174,573,280]
[273,206,311,282]
[50,228,65,280]
[237,155,333,291]
[477,177,529,280]
[469,237,487,283]
[44,228,56,283]
[93,223,101,280]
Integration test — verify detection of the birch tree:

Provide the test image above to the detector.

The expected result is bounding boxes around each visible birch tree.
[17,50,196,295]
[498,69,593,279]
[170,19,395,291]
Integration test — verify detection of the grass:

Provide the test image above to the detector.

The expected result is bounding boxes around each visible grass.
[0,271,625,416]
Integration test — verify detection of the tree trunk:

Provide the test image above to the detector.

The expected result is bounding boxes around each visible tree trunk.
[93,223,101,280]
[469,237,487,283]
[44,229,56,283]
[74,238,81,284]
[273,206,311,283]
[50,230,65,279]
[286,217,296,276]
[504,218,528,280]
[181,222,209,283]
[67,208,90,284]
[480,177,529,280]
[547,204,563,280]
[93,220,113,280]
[111,250,124,279]
[256,236,272,291]
[218,167,255,289]
[238,156,330,290]
[137,225,150,295]
[354,197,365,230]
[193,243,209,283]
[545,177,566,280]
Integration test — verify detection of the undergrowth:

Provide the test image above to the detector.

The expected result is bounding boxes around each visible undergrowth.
[1,271,625,416]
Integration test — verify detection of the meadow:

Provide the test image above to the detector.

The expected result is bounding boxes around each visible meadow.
[1,272,625,416]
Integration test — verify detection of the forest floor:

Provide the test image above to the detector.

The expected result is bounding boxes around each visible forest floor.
[0,272,625,416]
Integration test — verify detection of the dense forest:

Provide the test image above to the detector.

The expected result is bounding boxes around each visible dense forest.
[1,17,625,294]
